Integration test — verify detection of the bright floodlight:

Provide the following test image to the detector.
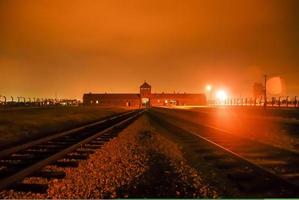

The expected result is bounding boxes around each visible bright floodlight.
[216,90,227,101]
[206,85,212,91]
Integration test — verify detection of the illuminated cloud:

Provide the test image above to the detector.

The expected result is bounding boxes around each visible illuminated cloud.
[0,0,299,98]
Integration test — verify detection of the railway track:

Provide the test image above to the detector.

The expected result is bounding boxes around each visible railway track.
[0,109,143,192]
[148,109,299,197]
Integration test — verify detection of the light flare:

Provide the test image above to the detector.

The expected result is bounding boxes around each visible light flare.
[206,85,212,91]
[216,90,228,102]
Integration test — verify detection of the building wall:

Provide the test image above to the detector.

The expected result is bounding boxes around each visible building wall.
[83,93,206,107]
[140,87,151,99]
[96,99,140,107]
[150,94,207,106]
[83,94,140,107]
[83,83,207,107]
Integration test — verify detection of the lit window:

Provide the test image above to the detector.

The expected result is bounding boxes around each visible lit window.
[96,100,99,104]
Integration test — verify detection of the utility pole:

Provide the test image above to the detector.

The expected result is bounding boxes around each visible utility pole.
[264,75,267,109]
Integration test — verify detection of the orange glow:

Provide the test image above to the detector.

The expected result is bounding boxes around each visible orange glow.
[216,90,228,102]
[267,76,282,95]
[206,85,212,91]
[0,1,298,98]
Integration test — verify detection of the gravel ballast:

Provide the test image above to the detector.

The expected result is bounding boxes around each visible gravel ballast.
[0,115,218,198]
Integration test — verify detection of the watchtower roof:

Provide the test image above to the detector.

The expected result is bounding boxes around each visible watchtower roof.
[140,81,151,88]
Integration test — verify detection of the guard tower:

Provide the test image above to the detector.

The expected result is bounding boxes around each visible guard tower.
[140,81,151,107]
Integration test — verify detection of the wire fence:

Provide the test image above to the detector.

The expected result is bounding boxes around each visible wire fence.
[0,95,80,107]
[213,96,299,108]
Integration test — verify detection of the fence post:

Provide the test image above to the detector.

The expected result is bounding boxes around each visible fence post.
[3,96,6,104]
[278,96,281,107]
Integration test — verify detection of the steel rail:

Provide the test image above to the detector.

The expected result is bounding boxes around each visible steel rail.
[149,111,299,192]
[0,109,143,190]
[0,110,137,158]
[153,108,299,155]
[186,128,299,190]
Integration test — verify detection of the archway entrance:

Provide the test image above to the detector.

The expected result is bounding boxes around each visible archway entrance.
[141,98,150,107]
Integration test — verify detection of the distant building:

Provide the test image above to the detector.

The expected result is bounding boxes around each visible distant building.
[83,82,207,107]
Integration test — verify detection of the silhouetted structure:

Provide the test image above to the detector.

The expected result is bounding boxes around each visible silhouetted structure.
[253,82,264,98]
[83,82,207,107]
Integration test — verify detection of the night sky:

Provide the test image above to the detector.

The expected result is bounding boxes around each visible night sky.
[1,0,299,99]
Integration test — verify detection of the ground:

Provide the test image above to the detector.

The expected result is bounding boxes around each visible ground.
[1,106,299,198]
[0,106,128,149]
[155,106,299,153]
[0,115,218,199]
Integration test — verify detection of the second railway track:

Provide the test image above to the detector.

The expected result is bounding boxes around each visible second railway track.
[0,109,143,192]
[149,109,299,197]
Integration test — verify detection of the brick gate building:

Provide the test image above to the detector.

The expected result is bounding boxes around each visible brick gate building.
[83,82,206,107]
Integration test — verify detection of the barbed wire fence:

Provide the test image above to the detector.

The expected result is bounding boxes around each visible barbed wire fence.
[0,95,80,107]
[214,95,298,108]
